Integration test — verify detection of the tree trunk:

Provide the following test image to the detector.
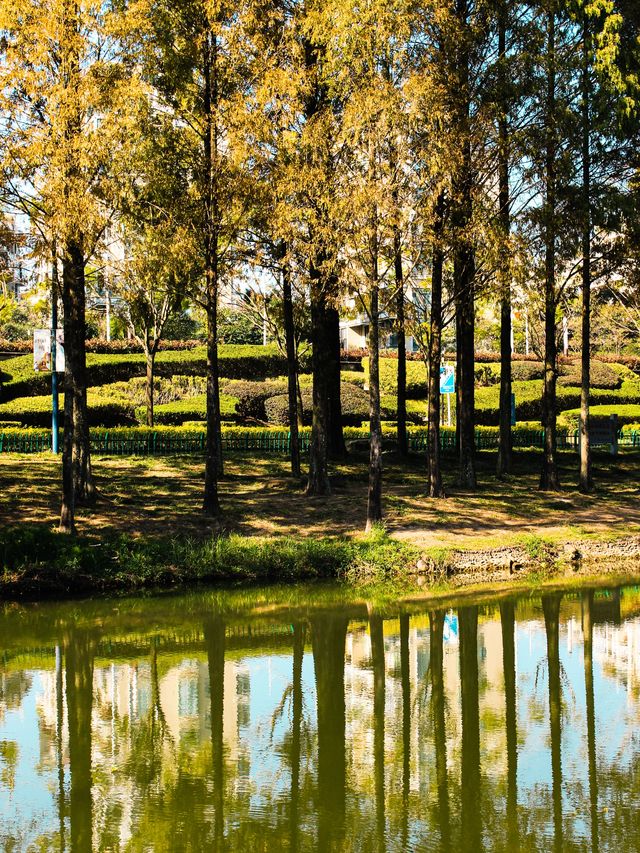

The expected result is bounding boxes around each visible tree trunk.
[394,230,408,457]
[540,7,560,492]
[369,612,386,852]
[60,241,94,530]
[582,591,599,852]
[282,257,301,477]
[310,614,348,852]
[455,247,476,489]
[430,610,450,851]
[500,601,518,850]
[145,346,155,428]
[304,34,334,496]
[289,623,305,853]
[65,629,95,853]
[452,2,476,490]
[327,304,346,459]
[543,594,563,853]
[580,15,592,492]
[496,0,512,478]
[428,192,446,498]
[366,256,383,531]
[459,606,482,851]
[202,30,221,517]
[399,612,410,844]
[307,280,332,495]
[204,615,225,849]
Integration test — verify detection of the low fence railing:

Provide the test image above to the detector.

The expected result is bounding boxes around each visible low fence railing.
[2,427,639,456]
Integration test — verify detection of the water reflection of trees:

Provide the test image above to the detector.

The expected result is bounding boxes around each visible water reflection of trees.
[6,590,640,850]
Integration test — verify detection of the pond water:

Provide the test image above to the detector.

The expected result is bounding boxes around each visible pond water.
[0,582,639,851]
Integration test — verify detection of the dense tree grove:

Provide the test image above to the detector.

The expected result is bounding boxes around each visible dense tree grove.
[1,0,639,530]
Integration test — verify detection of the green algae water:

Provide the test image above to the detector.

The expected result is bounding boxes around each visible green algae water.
[1,582,639,851]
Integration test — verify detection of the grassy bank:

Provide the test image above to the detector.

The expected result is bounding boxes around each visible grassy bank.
[2,447,640,598]
[0,523,419,597]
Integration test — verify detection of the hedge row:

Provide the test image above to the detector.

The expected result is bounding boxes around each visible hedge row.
[0,344,312,402]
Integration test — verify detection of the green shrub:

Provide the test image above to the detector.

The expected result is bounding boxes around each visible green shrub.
[265,381,378,426]
[364,357,429,398]
[150,393,239,425]
[0,345,312,403]
[0,393,136,427]
[511,361,544,381]
[560,404,640,428]
[222,379,287,421]
[558,361,621,389]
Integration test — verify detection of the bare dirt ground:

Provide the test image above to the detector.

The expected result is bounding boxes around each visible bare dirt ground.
[2,449,640,551]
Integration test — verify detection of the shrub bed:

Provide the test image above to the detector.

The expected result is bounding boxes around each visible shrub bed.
[222,379,287,421]
[560,405,640,428]
[0,393,136,427]
[265,382,381,426]
[0,345,311,403]
[150,393,239,425]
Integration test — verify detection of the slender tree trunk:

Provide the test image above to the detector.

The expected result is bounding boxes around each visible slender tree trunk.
[500,601,518,850]
[540,7,560,491]
[59,3,94,530]
[430,610,450,852]
[60,242,94,528]
[204,615,225,850]
[307,279,332,495]
[459,606,482,851]
[369,612,386,853]
[428,192,446,498]
[582,591,599,853]
[399,613,410,847]
[304,35,333,496]
[203,30,221,517]
[366,245,383,531]
[289,623,305,853]
[145,344,155,428]
[310,614,348,852]
[65,629,95,853]
[496,0,512,478]
[394,229,407,458]
[452,2,476,489]
[543,594,563,853]
[282,254,301,477]
[580,16,592,492]
[327,303,346,459]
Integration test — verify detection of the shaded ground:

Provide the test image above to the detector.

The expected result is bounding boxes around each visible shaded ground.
[2,448,640,550]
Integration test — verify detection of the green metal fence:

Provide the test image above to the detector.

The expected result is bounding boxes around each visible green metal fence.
[1,428,639,456]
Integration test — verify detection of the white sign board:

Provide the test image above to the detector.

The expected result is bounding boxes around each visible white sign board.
[33,329,65,372]
[54,329,65,372]
[439,365,455,394]
[34,329,51,372]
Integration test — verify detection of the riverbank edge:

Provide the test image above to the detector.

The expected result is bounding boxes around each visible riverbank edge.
[2,523,640,601]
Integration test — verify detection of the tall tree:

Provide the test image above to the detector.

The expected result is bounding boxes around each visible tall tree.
[116,107,196,427]
[496,0,513,477]
[0,0,138,530]
[132,0,255,517]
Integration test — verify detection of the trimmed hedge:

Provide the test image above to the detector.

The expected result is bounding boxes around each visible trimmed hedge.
[560,404,640,428]
[0,344,312,403]
[150,393,239,425]
[558,361,621,389]
[265,382,381,427]
[0,393,136,427]
[222,379,287,421]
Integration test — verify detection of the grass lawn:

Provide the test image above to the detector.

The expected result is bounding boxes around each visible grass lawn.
[2,447,640,551]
